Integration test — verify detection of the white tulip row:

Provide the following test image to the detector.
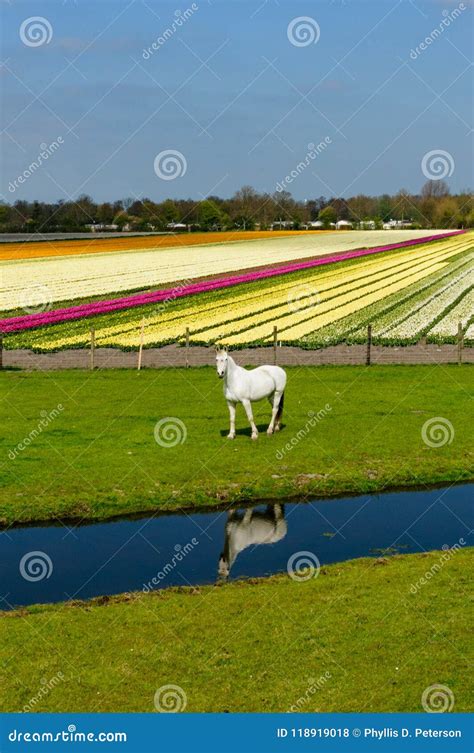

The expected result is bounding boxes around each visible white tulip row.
[1,230,450,311]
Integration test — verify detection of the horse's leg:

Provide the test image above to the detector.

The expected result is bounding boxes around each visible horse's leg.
[227,400,236,439]
[267,390,282,435]
[243,508,253,523]
[242,399,258,440]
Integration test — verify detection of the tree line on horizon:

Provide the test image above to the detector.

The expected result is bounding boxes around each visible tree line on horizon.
[0,180,472,234]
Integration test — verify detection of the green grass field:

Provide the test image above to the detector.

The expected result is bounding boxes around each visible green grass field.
[1,365,472,525]
[1,549,472,713]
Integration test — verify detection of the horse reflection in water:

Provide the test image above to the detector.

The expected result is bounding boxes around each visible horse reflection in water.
[218,504,287,579]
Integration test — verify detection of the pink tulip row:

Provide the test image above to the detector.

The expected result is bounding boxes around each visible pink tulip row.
[1,230,464,333]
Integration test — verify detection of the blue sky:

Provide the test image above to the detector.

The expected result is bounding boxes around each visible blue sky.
[1,0,472,202]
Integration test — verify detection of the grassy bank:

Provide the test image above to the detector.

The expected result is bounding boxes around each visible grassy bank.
[1,549,472,712]
[1,365,472,525]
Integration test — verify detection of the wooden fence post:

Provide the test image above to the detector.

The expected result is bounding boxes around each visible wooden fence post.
[137,319,145,371]
[185,327,190,368]
[273,325,278,365]
[366,324,372,366]
[457,321,463,365]
[90,328,95,370]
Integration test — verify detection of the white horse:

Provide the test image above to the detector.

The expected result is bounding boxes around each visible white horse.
[216,350,287,440]
[218,504,287,579]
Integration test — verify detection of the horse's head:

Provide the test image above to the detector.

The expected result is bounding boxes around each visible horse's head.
[215,349,228,379]
[218,552,230,579]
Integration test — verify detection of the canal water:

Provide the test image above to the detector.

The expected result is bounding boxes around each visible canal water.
[1,483,471,609]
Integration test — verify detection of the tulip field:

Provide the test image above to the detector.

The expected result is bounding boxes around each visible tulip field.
[2,230,472,351]
[1,229,446,312]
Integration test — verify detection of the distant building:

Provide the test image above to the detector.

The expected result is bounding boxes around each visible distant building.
[85,223,119,232]
[166,222,188,231]
[336,220,353,230]
[382,219,413,229]
[272,220,294,230]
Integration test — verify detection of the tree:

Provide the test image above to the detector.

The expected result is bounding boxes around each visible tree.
[113,211,130,230]
[421,180,450,199]
[159,199,179,225]
[377,194,392,222]
[318,205,337,227]
[229,186,259,229]
[198,200,225,231]
[433,197,460,228]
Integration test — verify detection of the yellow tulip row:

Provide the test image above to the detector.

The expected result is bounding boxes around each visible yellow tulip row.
[14,235,471,351]
[99,237,467,348]
[198,246,466,345]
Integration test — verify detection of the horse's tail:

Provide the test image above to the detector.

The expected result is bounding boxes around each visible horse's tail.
[276,391,285,422]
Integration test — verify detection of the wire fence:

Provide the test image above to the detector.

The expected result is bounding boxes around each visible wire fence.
[1,324,471,371]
